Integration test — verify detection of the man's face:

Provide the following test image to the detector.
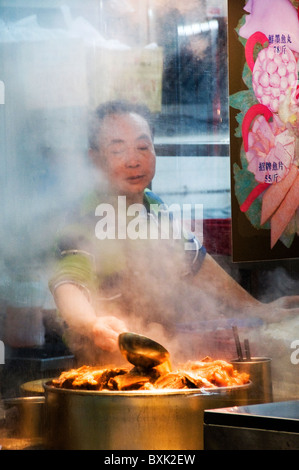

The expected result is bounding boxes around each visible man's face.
[91,112,156,200]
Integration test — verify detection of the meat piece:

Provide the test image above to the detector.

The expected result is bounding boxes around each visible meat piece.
[154,372,192,389]
[51,357,250,391]
[109,373,152,391]
[52,366,128,390]
[179,359,249,387]
[109,366,162,390]
[183,372,217,389]
[153,371,215,389]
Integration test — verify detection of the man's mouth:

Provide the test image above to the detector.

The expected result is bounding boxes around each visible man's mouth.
[126,175,145,182]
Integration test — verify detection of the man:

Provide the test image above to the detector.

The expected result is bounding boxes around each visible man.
[49,100,299,363]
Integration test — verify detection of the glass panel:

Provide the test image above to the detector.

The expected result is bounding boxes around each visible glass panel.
[0,0,298,420]
[0,1,231,363]
[0,0,230,227]
[153,1,229,147]
[0,1,230,334]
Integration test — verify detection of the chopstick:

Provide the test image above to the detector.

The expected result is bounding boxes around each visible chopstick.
[232,326,252,361]
[244,338,251,361]
[232,325,243,361]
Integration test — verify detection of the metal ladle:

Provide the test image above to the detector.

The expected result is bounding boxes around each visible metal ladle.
[118,332,170,369]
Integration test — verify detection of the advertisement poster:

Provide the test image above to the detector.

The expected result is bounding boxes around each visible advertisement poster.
[228,0,299,262]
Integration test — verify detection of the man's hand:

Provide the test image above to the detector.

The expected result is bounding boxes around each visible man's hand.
[92,315,128,352]
[54,283,128,353]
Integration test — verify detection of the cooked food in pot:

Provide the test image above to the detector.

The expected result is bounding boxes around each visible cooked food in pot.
[51,357,250,391]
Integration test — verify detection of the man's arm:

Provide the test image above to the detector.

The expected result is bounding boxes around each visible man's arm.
[192,254,260,311]
[191,253,299,322]
[53,283,127,352]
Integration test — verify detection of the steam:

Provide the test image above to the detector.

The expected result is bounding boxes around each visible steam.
[0,4,159,276]
[0,112,94,277]
[0,7,178,361]
[257,266,299,303]
[63,231,237,367]
[0,10,112,313]
[1,8,298,404]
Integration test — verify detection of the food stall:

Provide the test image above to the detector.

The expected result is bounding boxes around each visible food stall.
[0,0,299,451]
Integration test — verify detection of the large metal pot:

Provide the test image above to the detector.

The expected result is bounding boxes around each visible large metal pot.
[44,381,251,450]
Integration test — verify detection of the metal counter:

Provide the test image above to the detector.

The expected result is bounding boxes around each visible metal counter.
[204,400,299,450]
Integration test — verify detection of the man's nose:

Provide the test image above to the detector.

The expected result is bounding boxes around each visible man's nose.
[125,147,141,167]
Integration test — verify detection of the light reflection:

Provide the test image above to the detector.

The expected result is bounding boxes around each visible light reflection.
[178,19,219,37]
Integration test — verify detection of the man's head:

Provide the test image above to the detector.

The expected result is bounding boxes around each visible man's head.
[88,100,156,202]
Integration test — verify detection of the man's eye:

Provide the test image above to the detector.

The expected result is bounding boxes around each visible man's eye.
[138,145,150,151]
[110,146,126,154]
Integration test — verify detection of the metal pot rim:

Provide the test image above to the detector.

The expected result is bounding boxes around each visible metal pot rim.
[3,396,45,407]
[43,380,251,397]
[231,357,272,364]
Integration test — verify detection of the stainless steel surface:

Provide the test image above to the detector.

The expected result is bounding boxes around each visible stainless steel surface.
[118,332,170,368]
[204,400,299,450]
[204,422,299,450]
[231,357,273,404]
[3,396,45,439]
[44,381,250,450]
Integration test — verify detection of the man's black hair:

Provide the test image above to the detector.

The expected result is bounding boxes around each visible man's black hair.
[88,100,154,150]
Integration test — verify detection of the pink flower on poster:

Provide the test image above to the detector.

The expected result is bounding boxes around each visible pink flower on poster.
[251,44,297,113]
[239,0,299,53]
[246,114,295,184]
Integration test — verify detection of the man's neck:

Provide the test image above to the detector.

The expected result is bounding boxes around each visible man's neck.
[125,193,145,207]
